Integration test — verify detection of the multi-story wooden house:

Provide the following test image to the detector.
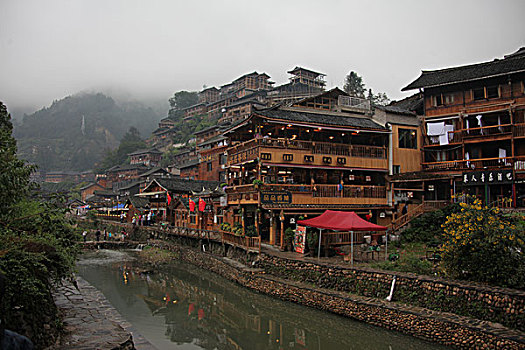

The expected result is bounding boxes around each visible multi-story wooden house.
[402,48,525,207]
[129,148,162,167]
[223,88,391,245]
[267,66,326,105]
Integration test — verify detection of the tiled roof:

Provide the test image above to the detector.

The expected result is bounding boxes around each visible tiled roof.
[255,107,387,130]
[402,48,525,91]
[155,178,220,193]
[128,148,162,156]
[178,159,200,169]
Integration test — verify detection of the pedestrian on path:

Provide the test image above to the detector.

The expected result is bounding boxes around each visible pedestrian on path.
[82,230,87,242]
[95,229,101,242]
[103,227,107,241]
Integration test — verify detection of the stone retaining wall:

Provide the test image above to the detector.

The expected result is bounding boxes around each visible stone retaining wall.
[152,242,524,349]
[257,255,525,332]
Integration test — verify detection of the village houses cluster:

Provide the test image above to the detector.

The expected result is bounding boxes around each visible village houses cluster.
[69,48,525,248]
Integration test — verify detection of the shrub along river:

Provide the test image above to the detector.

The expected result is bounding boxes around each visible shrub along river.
[77,250,448,350]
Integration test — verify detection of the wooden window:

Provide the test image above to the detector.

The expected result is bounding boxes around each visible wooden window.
[337,157,346,164]
[393,165,401,174]
[432,95,443,106]
[322,156,332,164]
[399,128,417,149]
[261,153,272,160]
[472,88,485,100]
[486,85,499,99]
[304,155,314,162]
[219,154,227,165]
[444,93,455,105]
[207,162,212,171]
[283,154,293,161]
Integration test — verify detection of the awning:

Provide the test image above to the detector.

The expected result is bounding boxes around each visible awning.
[297,210,386,231]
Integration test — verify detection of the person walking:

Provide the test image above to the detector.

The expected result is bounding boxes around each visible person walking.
[95,229,101,242]
[103,227,107,241]
[82,230,87,242]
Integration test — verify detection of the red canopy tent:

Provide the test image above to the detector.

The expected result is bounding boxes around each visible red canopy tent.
[297,210,387,265]
[297,210,386,231]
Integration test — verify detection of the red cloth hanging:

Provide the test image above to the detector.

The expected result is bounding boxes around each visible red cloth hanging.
[189,198,195,212]
[198,198,206,212]
[166,192,172,205]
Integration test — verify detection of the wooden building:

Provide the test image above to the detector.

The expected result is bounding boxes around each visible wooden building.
[401,47,525,207]
[178,159,200,180]
[80,182,106,201]
[223,88,391,245]
[106,164,149,188]
[128,148,162,167]
[138,178,220,224]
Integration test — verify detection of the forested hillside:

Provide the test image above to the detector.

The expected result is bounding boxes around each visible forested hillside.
[14,93,160,172]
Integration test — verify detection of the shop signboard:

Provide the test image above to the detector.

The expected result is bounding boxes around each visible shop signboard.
[462,170,513,185]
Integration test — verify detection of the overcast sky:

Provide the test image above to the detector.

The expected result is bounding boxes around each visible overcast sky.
[1,0,524,117]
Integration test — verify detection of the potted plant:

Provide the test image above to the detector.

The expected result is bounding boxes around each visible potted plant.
[252,179,263,190]
[285,227,295,251]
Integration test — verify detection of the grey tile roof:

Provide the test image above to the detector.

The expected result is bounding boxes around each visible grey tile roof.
[255,107,387,130]
[128,148,162,156]
[155,178,220,193]
[402,48,525,91]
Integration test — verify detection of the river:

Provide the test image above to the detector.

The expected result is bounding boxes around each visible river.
[77,250,448,350]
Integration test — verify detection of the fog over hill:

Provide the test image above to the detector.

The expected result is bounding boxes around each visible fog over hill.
[13,92,161,172]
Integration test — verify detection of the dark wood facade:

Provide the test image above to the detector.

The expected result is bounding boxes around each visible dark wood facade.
[402,48,525,207]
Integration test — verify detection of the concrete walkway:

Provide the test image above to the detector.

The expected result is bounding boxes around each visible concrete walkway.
[53,277,156,350]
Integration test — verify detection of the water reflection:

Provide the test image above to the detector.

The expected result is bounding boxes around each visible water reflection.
[78,250,447,350]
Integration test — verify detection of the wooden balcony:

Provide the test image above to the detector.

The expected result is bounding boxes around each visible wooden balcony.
[514,123,525,138]
[226,183,387,206]
[228,138,387,170]
[424,124,513,146]
[422,156,515,171]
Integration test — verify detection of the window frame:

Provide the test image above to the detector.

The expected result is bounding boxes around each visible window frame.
[398,128,418,149]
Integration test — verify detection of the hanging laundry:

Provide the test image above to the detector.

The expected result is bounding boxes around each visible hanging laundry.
[476,115,483,135]
[426,122,445,136]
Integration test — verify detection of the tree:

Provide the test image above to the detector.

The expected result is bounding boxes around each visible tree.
[0,101,80,347]
[168,91,199,119]
[96,127,147,170]
[371,92,390,106]
[343,71,365,97]
[441,197,525,288]
[0,102,34,217]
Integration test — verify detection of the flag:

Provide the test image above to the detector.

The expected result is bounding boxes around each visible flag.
[189,198,195,212]
[198,198,206,211]
[167,192,172,205]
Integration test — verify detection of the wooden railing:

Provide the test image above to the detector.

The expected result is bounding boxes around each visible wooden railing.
[422,157,515,171]
[313,184,386,199]
[227,184,386,199]
[389,200,451,233]
[514,123,525,138]
[221,231,261,253]
[515,156,525,171]
[464,124,512,137]
[92,219,261,254]
[228,137,387,166]
[425,124,514,146]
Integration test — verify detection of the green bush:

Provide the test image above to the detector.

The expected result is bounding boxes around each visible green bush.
[401,203,460,245]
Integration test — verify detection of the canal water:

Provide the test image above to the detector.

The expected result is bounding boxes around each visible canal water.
[77,250,448,350]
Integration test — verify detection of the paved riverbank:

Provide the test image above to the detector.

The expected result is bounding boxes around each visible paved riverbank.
[52,277,156,349]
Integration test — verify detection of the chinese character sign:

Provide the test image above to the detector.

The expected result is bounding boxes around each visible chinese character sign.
[462,170,513,185]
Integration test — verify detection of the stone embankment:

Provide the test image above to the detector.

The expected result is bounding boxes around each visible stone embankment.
[52,277,155,349]
[148,240,525,349]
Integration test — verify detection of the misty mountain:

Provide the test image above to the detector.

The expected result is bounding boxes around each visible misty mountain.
[14,92,161,172]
